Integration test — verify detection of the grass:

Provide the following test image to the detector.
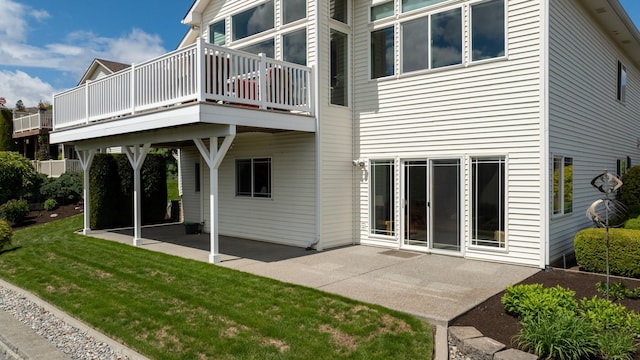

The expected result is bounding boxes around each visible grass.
[167,177,180,201]
[0,216,433,360]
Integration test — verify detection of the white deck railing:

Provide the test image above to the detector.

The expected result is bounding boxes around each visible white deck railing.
[32,159,81,178]
[13,111,53,133]
[53,39,314,130]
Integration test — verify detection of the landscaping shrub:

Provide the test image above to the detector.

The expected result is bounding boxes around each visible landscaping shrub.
[115,155,133,226]
[0,199,30,225]
[0,220,12,251]
[574,228,640,278]
[515,313,597,360]
[502,284,578,320]
[40,172,83,204]
[621,166,640,217]
[0,109,16,151]
[0,151,39,204]
[89,154,120,229]
[141,154,167,224]
[596,331,636,360]
[44,198,58,211]
[624,215,640,230]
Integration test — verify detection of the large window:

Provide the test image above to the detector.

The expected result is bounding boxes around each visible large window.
[236,158,272,198]
[371,26,395,79]
[371,160,395,236]
[232,1,275,41]
[431,8,462,68]
[239,39,275,58]
[401,17,429,73]
[282,0,306,24]
[283,29,307,65]
[618,61,627,103]
[553,156,573,216]
[471,0,505,61]
[209,20,226,46]
[471,157,505,248]
[330,29,348,106]
[330,0,348,23]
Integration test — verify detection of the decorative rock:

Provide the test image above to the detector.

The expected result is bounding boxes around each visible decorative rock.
[462,336,506,360]
[50,213,59,218]
[494,348,539,360]
[448,326,483,349]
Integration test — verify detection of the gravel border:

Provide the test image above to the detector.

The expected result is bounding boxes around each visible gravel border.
[0,286,129,360]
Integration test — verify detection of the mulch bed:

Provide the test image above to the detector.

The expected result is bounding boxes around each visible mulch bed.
[11,203,84,229]
[452,268,640,358]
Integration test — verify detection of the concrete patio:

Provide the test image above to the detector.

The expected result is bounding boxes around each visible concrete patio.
[90,223,539,326]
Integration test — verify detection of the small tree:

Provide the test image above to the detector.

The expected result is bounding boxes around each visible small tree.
[0,108,15,151]
[15,100,25,111]
[0,220,12,251]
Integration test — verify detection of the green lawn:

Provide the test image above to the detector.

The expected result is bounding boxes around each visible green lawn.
[167,177,180,201]
[0,216,433,360]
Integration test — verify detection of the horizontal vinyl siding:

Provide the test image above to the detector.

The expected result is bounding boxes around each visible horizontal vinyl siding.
[354,0,544,267]
[209,132,317,247]
[548,0,640,264]
[180,148,202,223]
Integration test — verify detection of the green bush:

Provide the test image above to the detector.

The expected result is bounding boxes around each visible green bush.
[596,331,636,360]
[621,166,640,217]
[0,151,39,204]
[89,154,120,229]
[0,199,30,225]
[515,313,597,360]
[0,220,12,251]
[40,172,83,204]
[502,284,578,320]
[44,198,58,211]
[141,154,167,224]
[0,109,16,152]
[574,228,640,278]
[624,216,640,230]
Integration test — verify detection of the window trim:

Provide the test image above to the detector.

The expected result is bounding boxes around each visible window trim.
[369,159,396,238]
[370,1,395,23]
[469,155,508,251]
[235,157,273,199]
[617,60,627,103]
[370,25,396,79]
[469,0,507,64]
[209,19,226,46]
[552,155,573,218]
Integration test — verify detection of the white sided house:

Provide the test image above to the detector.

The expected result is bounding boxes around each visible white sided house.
[50,0,640,269]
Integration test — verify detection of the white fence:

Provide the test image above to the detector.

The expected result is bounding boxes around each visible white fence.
[32,159,81,178]
[13,111,53,133]
[53,39,314,130]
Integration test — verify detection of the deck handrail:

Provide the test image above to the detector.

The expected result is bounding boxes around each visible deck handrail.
[53,39,314,130]
[13,111,53,133]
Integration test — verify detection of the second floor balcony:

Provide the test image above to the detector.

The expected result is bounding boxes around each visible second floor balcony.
[13,110,53,137]
[52,39,315,143]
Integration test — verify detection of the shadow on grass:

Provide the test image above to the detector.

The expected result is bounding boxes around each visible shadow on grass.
[0,246,23,255]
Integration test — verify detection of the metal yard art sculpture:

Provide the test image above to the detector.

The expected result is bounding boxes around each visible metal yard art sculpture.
[586,170,628,299]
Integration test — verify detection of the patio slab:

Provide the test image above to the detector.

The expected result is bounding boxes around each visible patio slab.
[92,224,539,326]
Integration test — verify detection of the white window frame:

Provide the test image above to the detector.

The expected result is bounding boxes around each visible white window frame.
[370,159,396,238]
[469,0,508,64]
[231,0,275,42]
[370,25,396,79]
[469,155,508,251]
[370,1,395,23]
[235,157,272,199]
[552,155,573,217]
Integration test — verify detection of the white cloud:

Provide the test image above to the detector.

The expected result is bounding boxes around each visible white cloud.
[0,70,56,108]
[0,0,168,91]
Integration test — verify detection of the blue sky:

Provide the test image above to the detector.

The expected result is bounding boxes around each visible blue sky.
[0,0,638,107]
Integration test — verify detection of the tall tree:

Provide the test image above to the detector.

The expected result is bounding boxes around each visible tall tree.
[0,108,15,151]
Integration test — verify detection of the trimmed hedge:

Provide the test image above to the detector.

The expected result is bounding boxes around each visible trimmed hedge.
[575,228,640,278]
[620,166,640,217]
[89,153,167,230]
[625,216,640,230]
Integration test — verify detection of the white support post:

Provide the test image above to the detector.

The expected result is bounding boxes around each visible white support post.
[258,53,267,110]
[85,81,91,124]
[197,37,205,102]
[76,149,96,235]
[130,63,136,115]
[123,144,151,246]
[193,126,236,264]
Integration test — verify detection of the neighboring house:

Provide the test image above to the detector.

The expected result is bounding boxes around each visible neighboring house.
[50,0,640,268]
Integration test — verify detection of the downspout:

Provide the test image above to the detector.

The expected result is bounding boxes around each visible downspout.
[307,0,322,251]
[540,0,551,269]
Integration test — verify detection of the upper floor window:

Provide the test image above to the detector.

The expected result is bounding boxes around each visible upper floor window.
[209,20,226,46]
[331,29,348,106]
[402,0,447,13]
[283,0,306,24]
[371,1,394,22]
[553,156,573,216]
[431,8,462,68]
[401,17,429,72]
[232,1,275,41]
[283,28,307,65]
[371,26,395,78]
[239,38,275,58]
[618,61,627,103]
[471,0,505,61]
[331,0,348,24]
